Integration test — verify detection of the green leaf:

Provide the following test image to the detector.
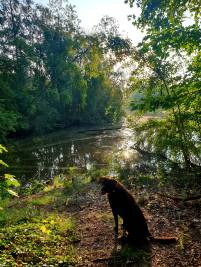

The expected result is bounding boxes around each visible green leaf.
[5,174,20,187]
[40,225,51,235]
[0,145,8,154]
[4,173,15,179]
[0,160,8,167]
[6,189,19,197]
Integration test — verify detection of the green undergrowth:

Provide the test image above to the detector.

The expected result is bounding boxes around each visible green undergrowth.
[0,174,91,266]
[0,214,77,266]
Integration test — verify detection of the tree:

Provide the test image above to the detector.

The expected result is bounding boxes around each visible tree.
[126,0,201,166]
[0,0,129,141]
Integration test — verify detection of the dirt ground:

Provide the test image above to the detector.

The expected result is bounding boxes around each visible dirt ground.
[73,183,201,267]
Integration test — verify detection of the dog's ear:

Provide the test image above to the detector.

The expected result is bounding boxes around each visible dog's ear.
[98,176,108,183]
[98,176,105,184]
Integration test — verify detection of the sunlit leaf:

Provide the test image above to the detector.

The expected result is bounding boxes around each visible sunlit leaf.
[5,175,20,187]
[0,145,8,154]
[40,225,51,235]
[0,160,9,167]
[6,189,19,197]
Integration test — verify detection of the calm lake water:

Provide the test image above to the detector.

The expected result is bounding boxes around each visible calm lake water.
[6,126,137,185]
[5,125,201,192]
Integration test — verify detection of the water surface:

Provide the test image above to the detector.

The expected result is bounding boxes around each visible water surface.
[7,126,135,185]
[5,125,201,193]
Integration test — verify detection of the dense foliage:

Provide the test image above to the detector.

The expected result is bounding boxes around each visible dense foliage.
[126,0,201,166]
[0,0,130,141]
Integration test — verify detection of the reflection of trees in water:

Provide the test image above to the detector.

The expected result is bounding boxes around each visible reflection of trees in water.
[8,135,123,185]
[8,129,196,188]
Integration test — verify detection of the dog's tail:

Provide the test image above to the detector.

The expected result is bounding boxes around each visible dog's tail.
[149,235,177,244]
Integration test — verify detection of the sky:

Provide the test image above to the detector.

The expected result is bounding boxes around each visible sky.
[35,0,144,45]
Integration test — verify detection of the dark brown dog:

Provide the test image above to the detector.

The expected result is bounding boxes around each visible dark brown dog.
[99,176,177,245]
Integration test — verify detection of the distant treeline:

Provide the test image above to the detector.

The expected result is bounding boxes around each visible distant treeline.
[0,0,130,141]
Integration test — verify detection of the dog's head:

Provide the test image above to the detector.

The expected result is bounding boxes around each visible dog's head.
[98,176,117,194]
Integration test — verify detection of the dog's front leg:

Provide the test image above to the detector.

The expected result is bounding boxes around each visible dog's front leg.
[121,223,126,237]
[112,209,118,242]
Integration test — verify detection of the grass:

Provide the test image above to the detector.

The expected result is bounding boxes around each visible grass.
[0,175,90,266]
[0,213,77,266]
